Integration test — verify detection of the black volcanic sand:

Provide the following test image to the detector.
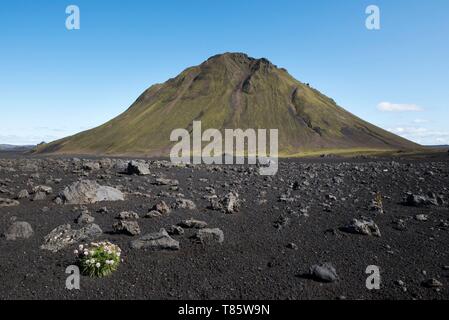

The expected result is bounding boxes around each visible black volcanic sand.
[0,152,448,300]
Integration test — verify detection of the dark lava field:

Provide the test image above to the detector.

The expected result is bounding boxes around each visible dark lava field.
[0,152,448,300]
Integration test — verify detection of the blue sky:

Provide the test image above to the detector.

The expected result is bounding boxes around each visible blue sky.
[1,0,448,145]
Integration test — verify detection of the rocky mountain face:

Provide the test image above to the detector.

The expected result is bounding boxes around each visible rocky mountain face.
[36,53,419,156]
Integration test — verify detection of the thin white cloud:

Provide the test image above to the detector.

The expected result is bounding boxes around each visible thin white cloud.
[377,102,423,112]
[412,118,429,124]
[387,126,449,145]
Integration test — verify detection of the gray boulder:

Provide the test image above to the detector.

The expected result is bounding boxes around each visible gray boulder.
[59,180,124,205]
[131,229,180,250]
[209,192,240,214]
[144,210,163,218]
[16,190,29,199]
[152,200,171,215]
[155,178,179,186]
[166,225,184,235]
[3,221,34,240]
[117,211,139,220]
[40,223,103,252]
[83,162,100,171]
[405,193,444,207]
[194,228,224,244]
[179,218,208,229]
[309,263,338,282]
[0,198,19,207]
[127,161,150,175]
[32,191,47,201]
[174,198,197,210]
[76,212,95,224]
[113,220,141,236]
[342,219,381,237]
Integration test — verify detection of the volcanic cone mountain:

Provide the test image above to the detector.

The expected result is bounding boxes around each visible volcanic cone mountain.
[37,53,419,156]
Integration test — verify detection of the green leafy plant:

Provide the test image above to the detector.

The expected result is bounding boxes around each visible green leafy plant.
[74,241,122,277]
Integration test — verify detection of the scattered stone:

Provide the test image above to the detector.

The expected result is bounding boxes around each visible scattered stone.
[41,223,103,252]
[223,192,240,213]
[32,185,53,194]
[152,200,171,215]
[117,211,139,220]
[83,162,100,171]
[3,221,34,240]
[97,207,109,213]
[32,191,47,201]
[194,228,224,244]
[174,198,197,210]
[274,216,290,230]
[127,161,150,175]
[405,193,444,207]
[59,180,124,204]
[131,229,180,250]
[415,214,429,221]
[113,220,141,236]
[16,189,29,199]
[287,242,299,250]
[166,225,184,235]
[76,212,95,224]
[421,278,443,288]
[342,219,381,237]
[178,218,208,229]
[0,198,20,207]
[209,192,240,213]
[144,210,163,218]
[393,218,407,231]
[155,178,179,186]
[309,263,338,283]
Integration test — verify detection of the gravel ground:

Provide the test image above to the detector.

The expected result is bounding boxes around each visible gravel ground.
[0,152,448,300]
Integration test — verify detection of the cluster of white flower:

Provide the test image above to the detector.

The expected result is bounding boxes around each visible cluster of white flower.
[74,241,122,277]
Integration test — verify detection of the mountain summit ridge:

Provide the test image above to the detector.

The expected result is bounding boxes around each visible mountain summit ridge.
[36,52,419,156]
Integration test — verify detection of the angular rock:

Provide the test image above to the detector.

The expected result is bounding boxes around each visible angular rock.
[40,223,103,252]
[3,221,34,240]
[32,191,47,201]
[166,225,184,235]
[131,229,180,250]
[0,198,20,207]
[194,228,224,244]
[309,263,338,283]
[178,218,208,229]
[16,189,29,199]
[83,162,100,171]
[287,242,299,250]
[117,211,139,220]
[32,185,53,194]
[155,178,179,186]
[59,180,124,205]
[405,193,443,207]
[113,220,141,236]
[208,192,240,214]
[76,212,95,224]
[415,214,429,221]
[152,200,171,215]
[127,161,150,175]
[422,278,443,288]
[342,219,381,237]
[223,192,240,214]
[144,210,163,218]
[174,198,197,210]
